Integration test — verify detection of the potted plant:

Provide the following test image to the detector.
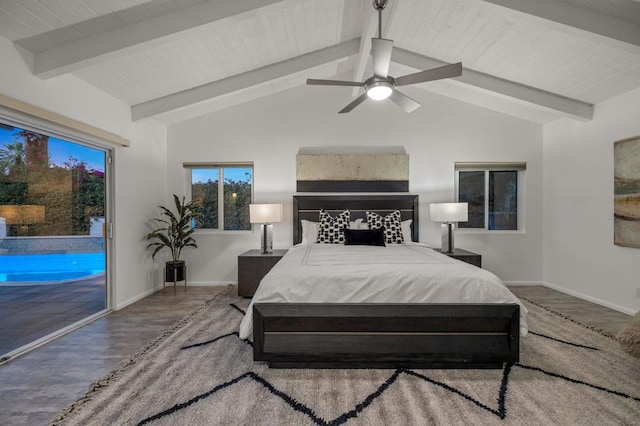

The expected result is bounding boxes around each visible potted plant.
[144,194,202,284]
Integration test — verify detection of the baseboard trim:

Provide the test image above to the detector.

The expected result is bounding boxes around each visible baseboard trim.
[115,285,162,310]
[543,281,637,316]
[187,281,236,287]
[503,281,544,286]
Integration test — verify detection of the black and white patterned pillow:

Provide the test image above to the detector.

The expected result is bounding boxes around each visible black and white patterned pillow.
[317,209,350,244]
[366,210,404,244]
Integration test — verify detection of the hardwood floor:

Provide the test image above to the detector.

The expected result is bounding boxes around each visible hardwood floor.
[509,286,632,337]
[0,284,633,425]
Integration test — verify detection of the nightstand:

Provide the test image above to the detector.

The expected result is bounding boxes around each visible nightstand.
[237,249,287,297]
[434,248,482,268]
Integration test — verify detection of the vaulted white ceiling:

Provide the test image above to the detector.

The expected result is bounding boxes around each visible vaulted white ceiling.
[1,0,640,125]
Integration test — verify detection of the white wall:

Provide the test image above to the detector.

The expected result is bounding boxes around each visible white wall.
[168,84,543,285]
[113,122,167,308]
[543,87,640,315]
[0,38,167,309]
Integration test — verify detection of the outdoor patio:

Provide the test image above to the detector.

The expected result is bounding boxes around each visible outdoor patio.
[0,274,105,357]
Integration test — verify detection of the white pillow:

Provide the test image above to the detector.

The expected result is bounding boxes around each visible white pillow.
[301,220,319,244]
[401,219,413,242]
[350,218,365,229]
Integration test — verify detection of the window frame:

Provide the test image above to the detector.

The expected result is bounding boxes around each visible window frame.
[454,162,526,234]
[183,162,254,233]
[0,112,114,312]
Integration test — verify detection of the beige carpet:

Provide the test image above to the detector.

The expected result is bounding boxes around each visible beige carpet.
[51,286,640,425]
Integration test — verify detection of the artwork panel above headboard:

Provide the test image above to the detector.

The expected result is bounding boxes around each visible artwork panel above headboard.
[292,195,419,245]
[296,153,409,192]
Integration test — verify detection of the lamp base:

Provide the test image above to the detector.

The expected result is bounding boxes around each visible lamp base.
[440,223,455,253]
[260,224,274,254]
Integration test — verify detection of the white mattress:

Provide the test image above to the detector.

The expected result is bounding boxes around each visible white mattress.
[238,243,528,339]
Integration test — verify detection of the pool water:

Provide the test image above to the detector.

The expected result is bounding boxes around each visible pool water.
[0,252,105,283]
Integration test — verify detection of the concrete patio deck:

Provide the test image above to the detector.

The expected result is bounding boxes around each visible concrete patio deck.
[0,275,106,357]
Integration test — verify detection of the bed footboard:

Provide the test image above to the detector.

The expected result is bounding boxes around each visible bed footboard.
[253,303,520,369]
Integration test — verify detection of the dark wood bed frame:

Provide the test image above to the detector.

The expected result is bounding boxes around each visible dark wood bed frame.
[253,195,520,369]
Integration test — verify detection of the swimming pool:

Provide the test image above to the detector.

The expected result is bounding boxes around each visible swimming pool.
[0,252,105,283]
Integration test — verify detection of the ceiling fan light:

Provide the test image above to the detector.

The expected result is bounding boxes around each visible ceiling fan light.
[366,82,393,100]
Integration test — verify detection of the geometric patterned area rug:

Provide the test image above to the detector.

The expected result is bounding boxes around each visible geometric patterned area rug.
[51,286,640,425]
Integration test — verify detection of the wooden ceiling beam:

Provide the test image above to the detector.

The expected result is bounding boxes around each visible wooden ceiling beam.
[31,0,290,79]
[392,48,594,120]
[350,10,377,97]
[132,38,361,121]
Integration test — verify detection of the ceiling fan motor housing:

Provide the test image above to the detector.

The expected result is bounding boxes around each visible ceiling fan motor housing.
[372,0,388,11]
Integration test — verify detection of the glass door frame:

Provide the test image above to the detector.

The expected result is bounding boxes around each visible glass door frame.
[0,110,115,359]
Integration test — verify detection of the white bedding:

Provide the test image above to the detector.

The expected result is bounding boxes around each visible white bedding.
[238,243,528,339]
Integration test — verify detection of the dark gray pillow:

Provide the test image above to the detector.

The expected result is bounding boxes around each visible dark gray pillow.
[343,228,386,246]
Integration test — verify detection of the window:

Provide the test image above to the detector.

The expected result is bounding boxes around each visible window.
[455,162,525,231]
[185,163,253,231]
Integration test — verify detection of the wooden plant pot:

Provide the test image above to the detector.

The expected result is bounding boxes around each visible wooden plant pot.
[164,260,187,295]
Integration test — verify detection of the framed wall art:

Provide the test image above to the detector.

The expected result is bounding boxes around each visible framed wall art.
[614,135,640,248]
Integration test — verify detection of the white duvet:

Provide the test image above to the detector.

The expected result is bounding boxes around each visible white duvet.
[239,243,528,339]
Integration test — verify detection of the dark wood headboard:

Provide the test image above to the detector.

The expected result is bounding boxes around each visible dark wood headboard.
[292,195,419,245]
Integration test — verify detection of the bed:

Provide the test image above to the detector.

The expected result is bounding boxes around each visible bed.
[240,195,526,369]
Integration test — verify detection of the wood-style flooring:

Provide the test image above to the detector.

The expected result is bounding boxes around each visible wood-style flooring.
[509,286,632,338]
[0,285,633,426]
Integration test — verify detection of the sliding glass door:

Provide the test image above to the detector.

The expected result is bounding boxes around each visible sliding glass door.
[0,122,110,359]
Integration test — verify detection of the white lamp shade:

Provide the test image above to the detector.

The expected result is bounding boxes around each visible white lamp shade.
[249,204,283,224]
[429,202,468,222]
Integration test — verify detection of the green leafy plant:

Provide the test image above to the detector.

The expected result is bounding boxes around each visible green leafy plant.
[144,194,202,262]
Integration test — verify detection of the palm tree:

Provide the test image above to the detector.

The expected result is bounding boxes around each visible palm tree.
[0,141,27,180]
[15,129,48,172]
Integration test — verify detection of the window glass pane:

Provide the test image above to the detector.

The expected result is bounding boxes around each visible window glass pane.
[0,123,108,357]
[191,168,218,229]
[489,171,518,230]
[223,167,252,230]
[458,171,485,228]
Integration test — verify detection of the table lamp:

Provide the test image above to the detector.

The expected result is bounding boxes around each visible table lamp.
[429,202,468,253]
[249,203,283,254]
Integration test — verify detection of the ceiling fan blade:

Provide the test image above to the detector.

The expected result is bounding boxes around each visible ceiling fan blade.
[389,89,420,113]
[307,79,364,87]
[338,93,369,114]
[371,38,394,78]
[395,62,462,86]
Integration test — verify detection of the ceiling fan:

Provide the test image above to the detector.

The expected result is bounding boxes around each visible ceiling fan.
[307,0,462,114]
